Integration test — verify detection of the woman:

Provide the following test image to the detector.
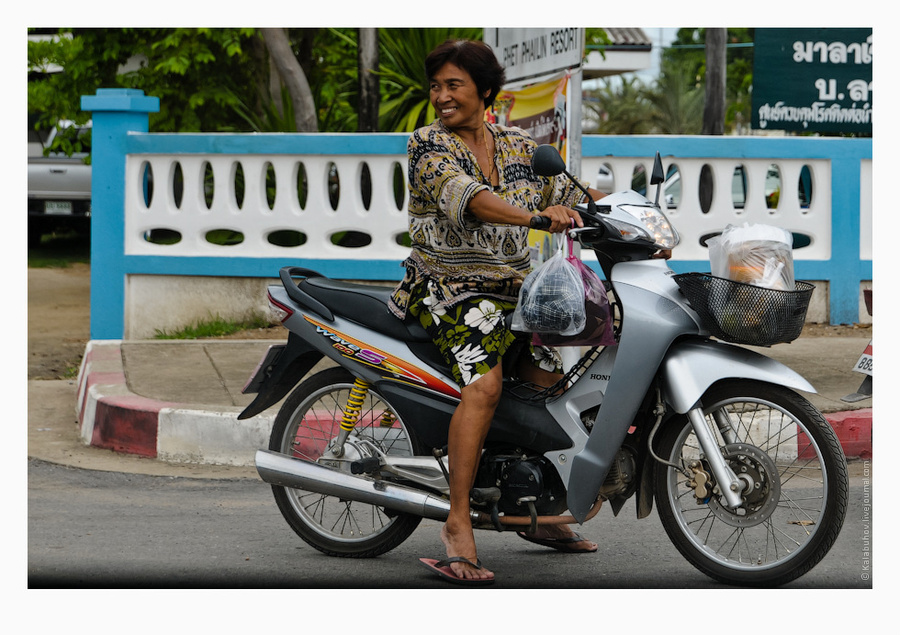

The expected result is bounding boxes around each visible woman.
[388,40,607,584]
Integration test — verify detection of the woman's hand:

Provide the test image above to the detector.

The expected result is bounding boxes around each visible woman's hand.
[534,205,584,233]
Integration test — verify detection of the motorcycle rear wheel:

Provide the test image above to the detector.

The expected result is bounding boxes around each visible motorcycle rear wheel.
[654,379,849,587]
[269,368,423,557]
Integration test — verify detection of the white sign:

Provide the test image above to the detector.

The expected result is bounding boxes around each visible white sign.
[853,340,872,376]
[484,28,584,84]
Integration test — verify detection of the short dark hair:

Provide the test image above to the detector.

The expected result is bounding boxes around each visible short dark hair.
[425,40,506,109]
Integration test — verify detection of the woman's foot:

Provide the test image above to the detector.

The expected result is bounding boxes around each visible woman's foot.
[440,523,494,581]
[517,525,598,553]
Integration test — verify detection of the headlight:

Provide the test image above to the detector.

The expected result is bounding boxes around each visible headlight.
[604,216,653,243]
[619,204,680,250]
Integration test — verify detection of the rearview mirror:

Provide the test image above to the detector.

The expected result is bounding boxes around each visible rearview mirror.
[532,144,566,177]
[650,152,665,185]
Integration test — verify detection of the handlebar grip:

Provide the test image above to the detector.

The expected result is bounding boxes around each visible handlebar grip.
[529,215,552,230]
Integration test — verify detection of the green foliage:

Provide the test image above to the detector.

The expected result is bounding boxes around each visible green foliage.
[646,58,705,134]
[663,28,754,133]
[28,28,266,136]
[30,27,755,140]
[585,76,655,134]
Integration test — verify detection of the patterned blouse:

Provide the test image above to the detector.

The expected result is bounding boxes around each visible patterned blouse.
[388,119,586,319]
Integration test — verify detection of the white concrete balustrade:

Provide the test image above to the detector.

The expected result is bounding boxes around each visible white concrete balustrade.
[125,154,411,261]
[125,152,838,265]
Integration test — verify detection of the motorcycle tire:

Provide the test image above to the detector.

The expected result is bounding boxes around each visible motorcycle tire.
[269,367,424,558]
[654,379,849,587]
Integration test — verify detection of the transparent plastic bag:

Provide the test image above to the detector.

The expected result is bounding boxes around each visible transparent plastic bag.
[533,257,615,347]
[708,223,795,290]
[511,240,585,336]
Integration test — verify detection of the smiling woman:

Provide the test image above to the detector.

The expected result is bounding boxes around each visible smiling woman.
[388,39,608,585]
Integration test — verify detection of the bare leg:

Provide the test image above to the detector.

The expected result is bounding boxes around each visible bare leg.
[441,363,503,581]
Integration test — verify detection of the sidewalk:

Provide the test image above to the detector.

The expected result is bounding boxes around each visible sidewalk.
[28,333,873,478]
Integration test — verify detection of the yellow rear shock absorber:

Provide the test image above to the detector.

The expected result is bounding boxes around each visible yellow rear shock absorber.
[330,378,371,458]
[379,411,397,428]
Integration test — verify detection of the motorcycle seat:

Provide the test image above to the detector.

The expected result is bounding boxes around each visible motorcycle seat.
[298,276,433,343]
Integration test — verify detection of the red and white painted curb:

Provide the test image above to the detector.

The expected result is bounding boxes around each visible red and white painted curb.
[76,341,272,466]
[75,341,872,466]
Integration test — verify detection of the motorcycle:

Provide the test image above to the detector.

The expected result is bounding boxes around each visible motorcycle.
[239,145,848,587]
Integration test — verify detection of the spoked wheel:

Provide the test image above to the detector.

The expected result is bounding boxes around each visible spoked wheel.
[269,368,424,557]
[655,380,849,587]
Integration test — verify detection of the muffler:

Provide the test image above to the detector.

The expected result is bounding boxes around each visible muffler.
[255,449,452,521]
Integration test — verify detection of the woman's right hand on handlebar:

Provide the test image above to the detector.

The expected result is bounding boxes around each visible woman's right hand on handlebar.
[530,205,583,233]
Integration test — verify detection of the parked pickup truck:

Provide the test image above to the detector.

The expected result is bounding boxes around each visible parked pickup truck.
[28,120,92,247]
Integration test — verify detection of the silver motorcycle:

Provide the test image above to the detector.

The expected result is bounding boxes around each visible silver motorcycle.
[240,145,848,587]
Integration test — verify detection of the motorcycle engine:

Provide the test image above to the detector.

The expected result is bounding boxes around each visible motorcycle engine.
[475,450,568,516]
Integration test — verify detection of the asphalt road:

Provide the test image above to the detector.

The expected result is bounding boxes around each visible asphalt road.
[27,458,872,590]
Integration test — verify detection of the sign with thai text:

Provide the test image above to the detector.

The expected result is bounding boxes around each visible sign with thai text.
[752,28,872,134]
[484,28,584,84]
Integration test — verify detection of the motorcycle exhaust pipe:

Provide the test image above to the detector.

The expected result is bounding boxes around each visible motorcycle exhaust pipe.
[255,449,452,521]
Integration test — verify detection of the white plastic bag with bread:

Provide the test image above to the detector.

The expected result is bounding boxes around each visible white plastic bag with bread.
[708,223,795,290]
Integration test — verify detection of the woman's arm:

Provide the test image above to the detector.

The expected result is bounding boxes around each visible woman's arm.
[467,190,584,233]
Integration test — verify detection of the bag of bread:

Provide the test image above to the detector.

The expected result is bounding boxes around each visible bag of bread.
[708,223,794,290]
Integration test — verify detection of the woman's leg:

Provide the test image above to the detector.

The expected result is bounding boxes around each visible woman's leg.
[441,363,503,581]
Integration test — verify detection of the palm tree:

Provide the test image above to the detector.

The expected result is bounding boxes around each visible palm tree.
[646,58,704,134]
[584,76,656,134]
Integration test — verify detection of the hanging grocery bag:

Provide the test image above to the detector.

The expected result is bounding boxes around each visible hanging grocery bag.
[511,237,585,337]
[533,249,616,347]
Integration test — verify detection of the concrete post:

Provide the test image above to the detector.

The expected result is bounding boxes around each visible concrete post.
[80,89,159,339]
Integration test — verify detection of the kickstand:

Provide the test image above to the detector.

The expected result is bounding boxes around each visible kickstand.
[518,496,539,535]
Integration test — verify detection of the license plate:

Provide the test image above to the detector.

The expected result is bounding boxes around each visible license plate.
[45,201,73,215]
[852,340,872,376]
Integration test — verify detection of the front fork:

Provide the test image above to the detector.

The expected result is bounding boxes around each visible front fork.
[687,406,744,508]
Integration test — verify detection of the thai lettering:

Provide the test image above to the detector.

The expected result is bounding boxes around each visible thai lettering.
[757,101,872,129]
[848,79,872,102]
[815,78,836,100]
[793,34,872,64]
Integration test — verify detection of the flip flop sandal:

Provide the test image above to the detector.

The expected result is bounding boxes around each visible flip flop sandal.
[516,531,598,553]
[418,556,495,585]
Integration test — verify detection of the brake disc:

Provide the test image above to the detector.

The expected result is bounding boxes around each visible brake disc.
[707,443,782,528]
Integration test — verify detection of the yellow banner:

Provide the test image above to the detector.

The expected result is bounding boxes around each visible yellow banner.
[490,72,569,156]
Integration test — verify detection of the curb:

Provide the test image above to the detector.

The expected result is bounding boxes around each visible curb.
[76,341,272,466]
[75,341,872,465]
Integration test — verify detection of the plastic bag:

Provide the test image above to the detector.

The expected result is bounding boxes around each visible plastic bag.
[707,223,794,290]
[511,241,585,336]
[533,257,616,347]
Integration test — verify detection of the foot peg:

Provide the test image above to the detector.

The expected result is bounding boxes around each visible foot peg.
[470,487,501,505]
[350,456,381,474]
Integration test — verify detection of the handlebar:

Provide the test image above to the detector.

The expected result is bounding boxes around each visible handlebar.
[529,215,553,230]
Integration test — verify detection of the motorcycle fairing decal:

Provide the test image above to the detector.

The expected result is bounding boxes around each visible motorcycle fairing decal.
[304,316,461,399]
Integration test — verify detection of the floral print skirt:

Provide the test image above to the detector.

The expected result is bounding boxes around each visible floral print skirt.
[407,281,562,388]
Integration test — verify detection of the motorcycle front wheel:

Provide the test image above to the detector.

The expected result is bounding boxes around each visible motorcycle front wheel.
[269,367,424,558]
[654,379,849,587]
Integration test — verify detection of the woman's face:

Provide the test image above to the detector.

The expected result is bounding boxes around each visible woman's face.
[429,62,488,131]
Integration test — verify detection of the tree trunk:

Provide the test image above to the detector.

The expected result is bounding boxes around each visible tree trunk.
[700,28,726,211]
[702,28,726,135]
[357,28,380,132]
[261,28,317,132]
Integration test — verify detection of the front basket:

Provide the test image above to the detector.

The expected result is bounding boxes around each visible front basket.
[673,273,814,346]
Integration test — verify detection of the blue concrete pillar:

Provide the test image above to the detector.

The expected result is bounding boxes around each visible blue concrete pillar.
[80,89,159,339]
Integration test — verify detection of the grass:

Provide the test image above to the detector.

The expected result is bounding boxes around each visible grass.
[153,313,272,340]
[28,230,91,268]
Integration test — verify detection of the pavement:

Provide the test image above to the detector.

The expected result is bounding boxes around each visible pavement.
[27,333,873,480]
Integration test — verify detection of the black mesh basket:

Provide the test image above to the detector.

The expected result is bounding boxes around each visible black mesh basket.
[673,273,814,346]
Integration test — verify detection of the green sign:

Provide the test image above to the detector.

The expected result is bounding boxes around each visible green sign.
[752,28,872,134]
